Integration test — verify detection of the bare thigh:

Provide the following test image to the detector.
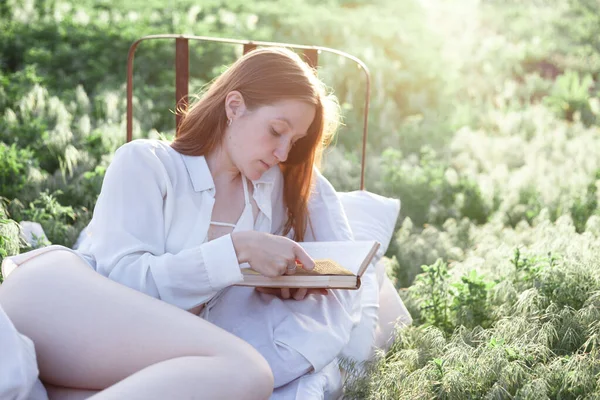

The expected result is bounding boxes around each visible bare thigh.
[0,250,269,390]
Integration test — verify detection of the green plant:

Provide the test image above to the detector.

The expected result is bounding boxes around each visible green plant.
[0,143,38,200]
[409,259,453,333]
[544,70,598,126]
[511,247,550,290]
[570,169,600,233]
[12,190,90,247]
[381,147,490,229]
[0,198,22,281]
[505,187,544,227]
[451,270,495,330]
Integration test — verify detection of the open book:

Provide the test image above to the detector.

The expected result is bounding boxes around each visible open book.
[235,240,380,290]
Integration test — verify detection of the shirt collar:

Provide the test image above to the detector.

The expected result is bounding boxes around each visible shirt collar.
[180,153,279,192]
[251,164,279,186]
[180,154,215,192]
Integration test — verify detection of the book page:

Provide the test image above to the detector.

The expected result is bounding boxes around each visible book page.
[242,259,354,276]
[294,259,355,276]
[298,241,377,275]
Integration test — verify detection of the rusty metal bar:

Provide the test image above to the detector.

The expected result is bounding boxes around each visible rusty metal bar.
[126,40,143,143]
[126,34,370,190]
[302,48,318,70]
[243,43,257,55]
[175,38,189,134]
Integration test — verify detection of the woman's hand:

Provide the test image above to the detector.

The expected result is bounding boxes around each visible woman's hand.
[231,231,315,277]
[255,287,329,300]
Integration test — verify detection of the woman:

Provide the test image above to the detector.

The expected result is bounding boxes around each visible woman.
[0,47,343,399]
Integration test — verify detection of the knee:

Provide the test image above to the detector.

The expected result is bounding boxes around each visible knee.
[2,250,85,289]
[0,250,88,323]
[232,346,274,399]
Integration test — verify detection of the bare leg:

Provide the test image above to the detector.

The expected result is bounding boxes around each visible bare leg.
[0,250,273,399]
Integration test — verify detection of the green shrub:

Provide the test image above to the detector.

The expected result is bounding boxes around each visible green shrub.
[10,190,91,247]
[380,147,490,229]
[0,199,22,281]
[451,270,495,330]
[0,143,39,200]
[544,70,599,126]
[570,169,600,233]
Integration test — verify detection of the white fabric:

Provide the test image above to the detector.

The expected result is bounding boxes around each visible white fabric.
[210,175,251,228]
[336,190,401,361]
[338,258,379,363]
[75,139,279,310]
[270,360,343,400]
[337,190,401,267]
[374,271,413,350]
[0,304,48,400]
[268,190,411,399]
[205,168,365,390]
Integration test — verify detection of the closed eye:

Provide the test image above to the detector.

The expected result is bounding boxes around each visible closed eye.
[270,128,282,137]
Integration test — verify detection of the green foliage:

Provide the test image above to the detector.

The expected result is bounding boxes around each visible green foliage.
[380,147,491,230]
[0,199,22,282]
[0,143,38,200]
[61,165,106,210]
[410,259,452,332]
[380,147,443,228]
[570,169,600,233]
[553,0,600,74]
[9,190,90,247]
[363,213,600,398]
[511,247,553,290]
[544,70,599,126]
[392,217,473,288]
[505,187,545,227]
[451,270,495,330]
[408,259,496,335]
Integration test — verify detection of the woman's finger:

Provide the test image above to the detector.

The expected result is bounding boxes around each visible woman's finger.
[285,260,297,275]
[293,245,314,270]
[281,287,291,299]
[255,287,281,296]
[293,288,308,300]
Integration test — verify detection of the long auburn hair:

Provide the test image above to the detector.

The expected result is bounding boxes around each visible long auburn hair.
[171,47,339,241]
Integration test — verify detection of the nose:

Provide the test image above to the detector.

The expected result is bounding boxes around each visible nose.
[273,139,291,163]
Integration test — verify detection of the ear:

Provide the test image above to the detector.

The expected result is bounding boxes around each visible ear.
[225,91,247,121]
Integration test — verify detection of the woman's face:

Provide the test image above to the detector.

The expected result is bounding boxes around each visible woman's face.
[225,97,316,180]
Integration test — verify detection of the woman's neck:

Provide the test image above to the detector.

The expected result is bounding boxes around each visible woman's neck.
[205,147,240,185]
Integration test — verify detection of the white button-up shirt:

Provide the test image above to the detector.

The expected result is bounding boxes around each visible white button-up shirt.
[76,139,364,387]
[76,139,287,310]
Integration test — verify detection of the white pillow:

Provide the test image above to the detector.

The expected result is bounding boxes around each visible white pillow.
[337,190,402,363]
[337,191,400,269]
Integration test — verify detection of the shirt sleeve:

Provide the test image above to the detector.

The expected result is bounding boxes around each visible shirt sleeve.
[0,304,46,400]
[79,141,243,310]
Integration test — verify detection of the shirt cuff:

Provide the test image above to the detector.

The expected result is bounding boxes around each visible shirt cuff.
[201,234,244,290]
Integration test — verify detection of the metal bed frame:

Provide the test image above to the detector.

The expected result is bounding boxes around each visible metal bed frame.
[125,35,371,190]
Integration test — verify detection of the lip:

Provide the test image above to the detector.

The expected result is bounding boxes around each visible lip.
[260,160,270,169]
